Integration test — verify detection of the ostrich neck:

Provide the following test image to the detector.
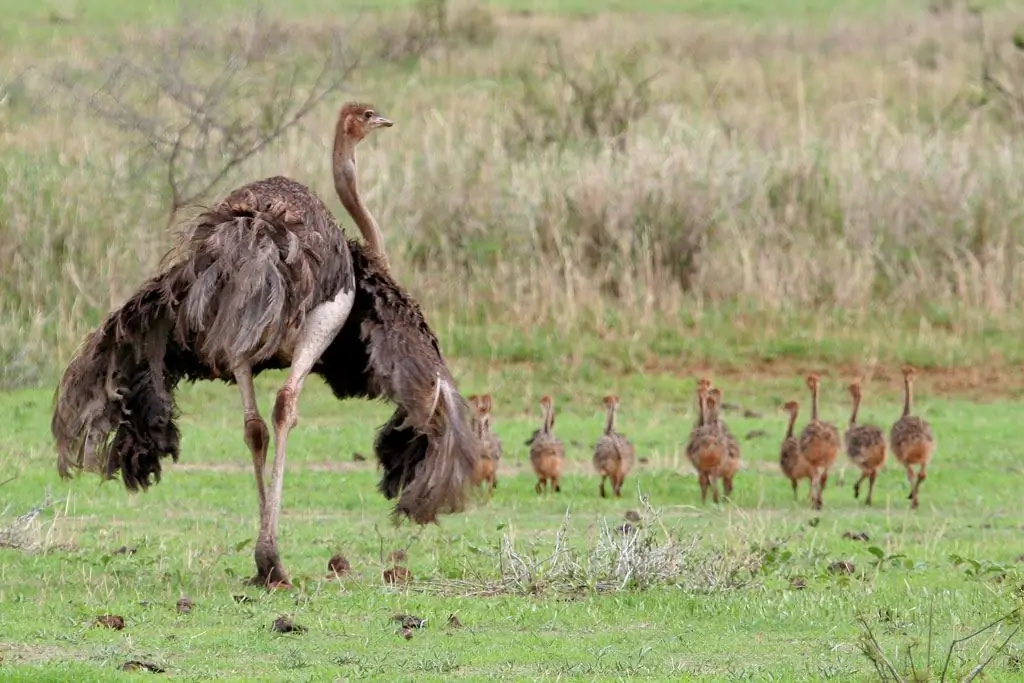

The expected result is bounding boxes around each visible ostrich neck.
[604,405,617,435]
[811,386,820,421]
[902,379,913,418]
[333,144,389,270]
[785,410,798,439]
[850,393,861,426]
[542,404,554,435]
[697,393,706,427]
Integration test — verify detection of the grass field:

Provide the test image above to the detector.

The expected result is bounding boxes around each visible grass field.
[2,372,1023,680]
[3,0,1024,680]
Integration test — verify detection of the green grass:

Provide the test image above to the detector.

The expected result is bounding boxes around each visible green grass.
[3,0,1024,678]
[1,371,1022,680]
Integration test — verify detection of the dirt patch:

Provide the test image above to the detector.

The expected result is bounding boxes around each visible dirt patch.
[642,357,1024,400]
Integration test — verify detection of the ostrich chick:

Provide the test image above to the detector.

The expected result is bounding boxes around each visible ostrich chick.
[779,400,813,500]
[530,395,565,494]
[844,380,887,506]
[798,373,841,510]
[476,394,503,491]
[592,395,636,498]
[889,366,935,510]
[686,391,727,504]
[709,386,742,498]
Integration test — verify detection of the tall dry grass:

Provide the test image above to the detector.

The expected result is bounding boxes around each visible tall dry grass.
[2,2,1024,387]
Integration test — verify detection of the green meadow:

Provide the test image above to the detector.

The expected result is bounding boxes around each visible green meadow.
[2,0,1023,680]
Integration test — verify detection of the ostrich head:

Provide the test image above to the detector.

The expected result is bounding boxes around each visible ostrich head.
[848,379,862,399]
[901,365,916,382]
[782,400,799,414]
[602,394,619,409]
[338,102,393,143]
[805,373,821,391]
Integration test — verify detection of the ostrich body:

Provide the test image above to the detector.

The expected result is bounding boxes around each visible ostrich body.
[685,383,726,504]
[708,387,741,498]
[779,400,812,500]
[529,395,564,494]
[592,394,636,498]
[798,373,840,510]
[889,366,935,509]
[51,103,480,587]
[844,380,887,506]
[470,394,502,491]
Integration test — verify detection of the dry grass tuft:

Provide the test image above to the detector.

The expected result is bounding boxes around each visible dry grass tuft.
[4,3,1024,386]
[0,494,69,553]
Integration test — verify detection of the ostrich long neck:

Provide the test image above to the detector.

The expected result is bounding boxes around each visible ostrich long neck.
[697,392,706,427]
[811,384,820,421]
[902,377,913,418]
[333,138,389,270]
[707,400,718,425]
[850,391,861,426]
[604,403,617,435]
[542,403,554,435]
[785,409,798,439]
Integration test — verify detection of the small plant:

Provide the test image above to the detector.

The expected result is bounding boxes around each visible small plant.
[372,0,496,65]
[507,39,657,152]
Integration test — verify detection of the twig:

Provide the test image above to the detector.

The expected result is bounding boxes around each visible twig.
[940,608,1021,682]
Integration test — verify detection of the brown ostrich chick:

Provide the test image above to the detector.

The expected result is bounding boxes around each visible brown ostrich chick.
[476,394,503,491]
[530,395,565,494]
[798,373,841,510]
[844,380,887,506]
[708,387,741,498]
[685,392,727,504]
[592,395,636,498]
[889,366,935,510]
[779,400,813,500]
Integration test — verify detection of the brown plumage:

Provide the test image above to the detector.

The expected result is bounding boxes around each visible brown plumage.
[50,102,481,589]
[844,379,887,506]
[471,394,502,491]
[779,400,813,499]
[708,387,741,498]
[797,373,840,510]
[592,394,636,498]
[889,366,935,509]
[529,395,564,494]
[685,381,726,504]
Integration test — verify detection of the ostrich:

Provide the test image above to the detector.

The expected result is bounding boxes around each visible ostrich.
[51,102,481,588]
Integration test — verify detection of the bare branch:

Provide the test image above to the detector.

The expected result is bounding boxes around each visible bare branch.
[48,6,358,221]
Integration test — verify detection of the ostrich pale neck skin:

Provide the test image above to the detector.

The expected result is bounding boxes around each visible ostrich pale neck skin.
[810,382,820,421]
[706,399,718,425]
[332,132,389,271]
[604,402,617,435]
[902,376,913,418]
[541,402,554,435]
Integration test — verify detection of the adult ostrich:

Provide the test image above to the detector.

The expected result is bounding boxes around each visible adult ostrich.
[51,102,480,588]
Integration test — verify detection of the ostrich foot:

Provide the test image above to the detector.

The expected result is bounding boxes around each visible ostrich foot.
[248,543,292,589]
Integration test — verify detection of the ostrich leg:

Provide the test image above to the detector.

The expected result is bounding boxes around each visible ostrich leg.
[234,362,269,570]
[254,286,356,588]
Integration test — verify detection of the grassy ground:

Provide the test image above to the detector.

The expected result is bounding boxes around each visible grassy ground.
[1,369,1023,681]
[3,0,1024,680]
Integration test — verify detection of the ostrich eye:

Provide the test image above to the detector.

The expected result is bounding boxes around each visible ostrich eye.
[364,110,373,119]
